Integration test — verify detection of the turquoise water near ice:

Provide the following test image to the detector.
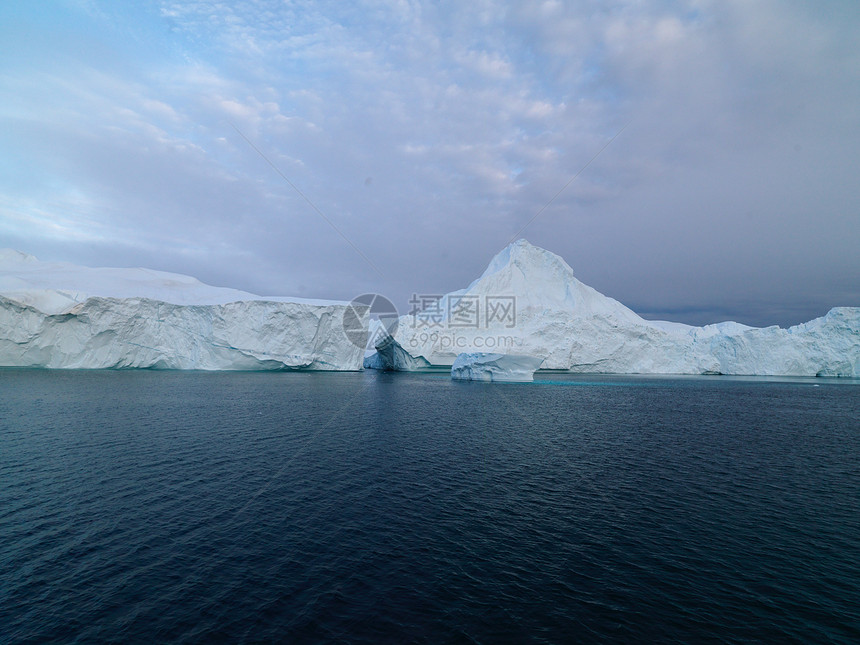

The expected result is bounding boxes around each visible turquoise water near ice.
[1,369,858,643]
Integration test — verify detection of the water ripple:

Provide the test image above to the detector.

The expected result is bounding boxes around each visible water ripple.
[1,370,858,643]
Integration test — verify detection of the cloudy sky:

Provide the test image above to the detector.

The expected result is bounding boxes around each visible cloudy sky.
[1,0,858,327]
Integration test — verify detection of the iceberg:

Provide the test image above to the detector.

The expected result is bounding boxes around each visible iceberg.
[4,243,857,376]
[451,353,544,382]
[0,250,367,370]
[365,240,860,377]
[363,332,432,371]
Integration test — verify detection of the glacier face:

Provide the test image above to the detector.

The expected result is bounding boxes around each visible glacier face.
[366,240,860,377]
[0,251,367,370]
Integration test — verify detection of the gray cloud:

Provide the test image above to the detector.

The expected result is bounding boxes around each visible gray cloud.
[1,0,858,327]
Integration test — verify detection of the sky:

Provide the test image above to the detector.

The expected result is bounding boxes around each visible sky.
[1,0,858,327]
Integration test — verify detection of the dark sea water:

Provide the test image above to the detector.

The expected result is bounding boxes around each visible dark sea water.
[1,369,858,644]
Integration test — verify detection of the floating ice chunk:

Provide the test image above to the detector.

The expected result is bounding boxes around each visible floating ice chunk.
[451,353,544,382]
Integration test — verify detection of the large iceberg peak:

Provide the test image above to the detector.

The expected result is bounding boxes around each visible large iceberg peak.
[476,239,576,285]
[465,239,580,311]
[366,239,860,376]
[468,239,638,319]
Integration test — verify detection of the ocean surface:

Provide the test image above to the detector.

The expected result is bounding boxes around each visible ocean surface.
[1,369,858,643]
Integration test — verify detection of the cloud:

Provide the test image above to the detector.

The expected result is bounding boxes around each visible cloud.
[1,0,858,326]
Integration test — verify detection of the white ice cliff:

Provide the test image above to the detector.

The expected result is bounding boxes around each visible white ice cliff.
[0,250,367,370]
[366,240,860,377]
[451,353,545,382]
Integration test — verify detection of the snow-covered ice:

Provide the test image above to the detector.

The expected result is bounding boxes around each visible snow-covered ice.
[451,353,544,382]
[363,332,431,371]
[3,243,858,376]
[365,240,860,377]
[0,250,367,370]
